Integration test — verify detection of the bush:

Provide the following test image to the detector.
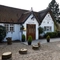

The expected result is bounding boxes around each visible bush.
[46,35,50,42]
[28,35,32,42]
[22,34,25,42]
[38,27,43,34]
[28,35,32,45]
[44,32,58,38]
[0,25,6,42]
[38,27,43,39]
[46,35,50,40]
[56,31,60,37]
[20,25,24,30]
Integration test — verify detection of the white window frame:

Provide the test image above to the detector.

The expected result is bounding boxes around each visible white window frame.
[44,26,52,32]
[5,24,14,32]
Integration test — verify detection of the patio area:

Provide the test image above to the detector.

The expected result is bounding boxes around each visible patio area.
[0,39,60,60]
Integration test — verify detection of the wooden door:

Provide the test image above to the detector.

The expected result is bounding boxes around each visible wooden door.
[27,24,36,40]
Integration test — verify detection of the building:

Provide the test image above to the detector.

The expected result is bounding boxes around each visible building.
[0,5,56,41]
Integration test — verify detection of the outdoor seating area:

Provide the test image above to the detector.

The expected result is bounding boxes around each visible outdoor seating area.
[0,39,60,60]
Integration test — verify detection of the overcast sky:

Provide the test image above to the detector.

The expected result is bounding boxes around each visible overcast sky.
[0,0,60,12]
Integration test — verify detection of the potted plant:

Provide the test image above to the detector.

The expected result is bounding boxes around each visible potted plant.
[46,35,50,42]
[6,37,12,45]
[20,25,24,30]
[28,35,32,45]
[22,34,25,42]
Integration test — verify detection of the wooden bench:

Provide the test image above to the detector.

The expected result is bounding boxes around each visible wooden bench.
[19,48,27,54]
[2,52,12,60]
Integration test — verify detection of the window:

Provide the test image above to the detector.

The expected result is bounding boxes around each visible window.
[5,24,9,32]
[10,24,14,32]
[44,26,52,31]
[5,24,14,32]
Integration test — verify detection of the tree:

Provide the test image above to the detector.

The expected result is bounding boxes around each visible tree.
[48,0,60,22]
[0,25,6,42]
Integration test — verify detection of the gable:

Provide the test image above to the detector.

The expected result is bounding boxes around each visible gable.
[41,13,54,26]
[23,14,39,25]
[43,13,53,22]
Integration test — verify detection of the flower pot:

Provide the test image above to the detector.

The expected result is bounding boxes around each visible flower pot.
[28,42,32,45]
[28,35,32,45]
[22,34,25,42]
[6,37,12,45]
[47,39,50,42]
[22,39,25,42]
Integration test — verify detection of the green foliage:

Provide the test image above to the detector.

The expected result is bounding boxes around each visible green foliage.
[28,35,32,42]
[48,0,60,22]
[46,35,50,40]
[38,27,43,34]
[46,35,50,42]
[20,25,24,30]
[0,25,6,42]
[22,34,25,42]
[44,32,58,38]
[56,31,60,37]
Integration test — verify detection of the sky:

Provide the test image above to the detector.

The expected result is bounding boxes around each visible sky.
[0,0,60,12]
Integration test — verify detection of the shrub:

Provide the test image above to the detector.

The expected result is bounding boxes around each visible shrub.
[44,32,58,38]
[38,27,44,39]
[28,35,32,42]
[22,34,25,42]
[46,35,50,42]
[0,25,6,42]
[28,35,32,45]
[56,31,60,37]
[20,25,24,30]
[38,27,43,34]
[46,35,50,40]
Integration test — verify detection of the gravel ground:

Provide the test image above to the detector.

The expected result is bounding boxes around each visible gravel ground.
[0,41,60,60]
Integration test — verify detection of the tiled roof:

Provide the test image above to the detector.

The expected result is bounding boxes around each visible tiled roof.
[38,8,55,25]
[18,12,31,24]
[0,5,29,24]
[0,5,55,25]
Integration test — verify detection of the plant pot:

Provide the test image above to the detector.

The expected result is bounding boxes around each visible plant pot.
[6,37,12,45]
[22,34,25,42]
[22,39,25,42]
[47,39,50,42]
[28,42,32,45]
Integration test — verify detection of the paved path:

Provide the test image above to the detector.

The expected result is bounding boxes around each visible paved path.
[0,38,60,60]
[23,38,60,45]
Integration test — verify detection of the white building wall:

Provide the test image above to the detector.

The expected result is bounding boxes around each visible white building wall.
[40,13,54,33]
[23,14,39,40]
[0,24,21,41]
